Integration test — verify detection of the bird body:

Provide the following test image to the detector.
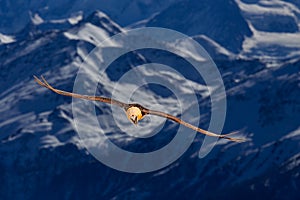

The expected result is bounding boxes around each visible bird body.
[34,76,245,142]
[126,106,144,124]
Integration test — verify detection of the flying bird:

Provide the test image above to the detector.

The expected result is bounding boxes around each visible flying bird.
[34,75,245,142]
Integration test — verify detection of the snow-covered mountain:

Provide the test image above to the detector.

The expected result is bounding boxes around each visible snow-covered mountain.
[0,0,179,34]
[146,0,252,53]
[145,0,300,65]
[237,0,300,65]
[0,1,300,199]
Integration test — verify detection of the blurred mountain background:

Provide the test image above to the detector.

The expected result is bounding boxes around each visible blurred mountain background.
[0,0,300,199]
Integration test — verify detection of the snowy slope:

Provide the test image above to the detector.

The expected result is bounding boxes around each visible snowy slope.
[146,0,252,53]
[141,0,300,65]
[0,33,15,44]
[237,0,300,66]
[0,5,300,200]
[236,0,300,65]
[0,0,179,34]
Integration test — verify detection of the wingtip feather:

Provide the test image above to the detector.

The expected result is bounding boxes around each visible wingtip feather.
[33,75,46,87]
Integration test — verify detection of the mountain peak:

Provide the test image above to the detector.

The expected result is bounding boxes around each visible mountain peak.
[84,10,122,35]
[147,0,252,53]
[29,12,44,26]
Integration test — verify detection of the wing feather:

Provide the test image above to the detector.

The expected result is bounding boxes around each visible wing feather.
[144,109,245,142]
[34,75,245,142]
[34,75,128,108]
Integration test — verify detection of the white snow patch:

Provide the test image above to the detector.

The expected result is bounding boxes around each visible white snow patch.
[284,153,300,171]
[173,38,207,62]
[243,27,300,50]
[0,33,15,44]
[64,23,119,45]
[237,0,300,64]
[193,35,234,57]
[240,20,300,65]
[40,135,63,148]
[281,127,300,140]
[30,12,44,25]
[4,37,51,65]
[68,14,83,25]
[0,113,34,129]
[22,121,53,133]
[236,0,299,17]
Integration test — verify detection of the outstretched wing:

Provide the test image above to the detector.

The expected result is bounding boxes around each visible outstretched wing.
[143,108,245,142]
[34,76,128,109]
[34,75,245,142]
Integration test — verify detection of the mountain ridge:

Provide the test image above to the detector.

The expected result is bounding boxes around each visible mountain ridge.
[0,4,299,200]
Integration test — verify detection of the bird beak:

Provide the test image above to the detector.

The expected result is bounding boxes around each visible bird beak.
[130,116,138,125]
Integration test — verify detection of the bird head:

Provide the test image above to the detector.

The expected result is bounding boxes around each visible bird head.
[126,106,143,125]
